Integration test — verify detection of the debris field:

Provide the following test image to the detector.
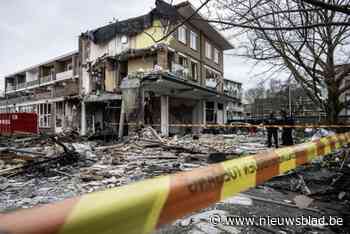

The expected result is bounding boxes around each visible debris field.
[0,128,349,233]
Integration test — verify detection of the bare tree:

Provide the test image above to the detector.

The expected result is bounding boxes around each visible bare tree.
[245,81,266,103]
[201,0,350,124]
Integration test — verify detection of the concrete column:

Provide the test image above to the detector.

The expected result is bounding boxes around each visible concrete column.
[52,102,57,133]
[118,100,125,139]
[214,102,218,124]
[203,100,207,125]
[161,96,169,137]
[223,102,228,124]
[81,101,87,136]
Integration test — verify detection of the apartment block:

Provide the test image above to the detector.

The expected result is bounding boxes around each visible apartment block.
[0,52,80,133]
[0,0,241,136]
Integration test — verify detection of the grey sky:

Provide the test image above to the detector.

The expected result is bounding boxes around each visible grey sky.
[0,0,263,93]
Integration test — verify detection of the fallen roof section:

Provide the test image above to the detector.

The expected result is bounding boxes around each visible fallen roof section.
[85,0,179,44]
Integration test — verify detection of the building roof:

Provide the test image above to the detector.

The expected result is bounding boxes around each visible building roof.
[85,0,179,44]
[5,51,78,78]
[85,0,233,50]
[175,2,233,50]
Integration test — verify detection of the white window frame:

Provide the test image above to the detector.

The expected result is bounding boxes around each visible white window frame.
[205,41,212,59]
[178,26,187,44]
[38,103,52,128]
[214,48,220,64]
[190,31,198,50]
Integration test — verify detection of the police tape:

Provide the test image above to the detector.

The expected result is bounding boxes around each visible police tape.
[122,123,350,128]
[0,133,349,234]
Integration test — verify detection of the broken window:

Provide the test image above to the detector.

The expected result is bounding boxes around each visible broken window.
[205,68,220,88]
[218,103,224,110]
[179,55,188,68]
[65,62,73,71]
[206,102,215,123]
[190,61,198,81]
[121,35,128,44]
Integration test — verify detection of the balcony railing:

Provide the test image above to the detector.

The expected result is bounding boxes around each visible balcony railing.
[17,83,26,90]
[170,64,197,81]
[6,85,16,92]
[27,80,39,87]
[56,70,73,81]
[41,75,53,84]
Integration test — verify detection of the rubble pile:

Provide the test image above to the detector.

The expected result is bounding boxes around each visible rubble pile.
[160,147,350,234]
[0,129,268,212]
[0,129,349,233]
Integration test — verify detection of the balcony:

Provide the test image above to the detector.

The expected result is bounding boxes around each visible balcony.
[17,83,26,90]
[170,64,198,82]
[41,75,53,84]
[6,85,16,92]
[54,82,79,97]
[56,70,73,81]
[27,80,39,88]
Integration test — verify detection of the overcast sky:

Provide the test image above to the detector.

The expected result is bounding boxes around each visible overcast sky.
[0,0,265,93]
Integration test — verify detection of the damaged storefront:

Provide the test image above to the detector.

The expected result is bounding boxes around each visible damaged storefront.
[120,73,233,137]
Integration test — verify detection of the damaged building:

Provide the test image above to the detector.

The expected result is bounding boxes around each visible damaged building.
[79,0,236,137]
[0,52,80,133]
[0,0,240,137]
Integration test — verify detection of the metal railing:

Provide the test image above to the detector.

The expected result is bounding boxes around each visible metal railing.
[17,83,26,89]
[26,80,39,87]
[40,75,53,84]
[6,85,16,92]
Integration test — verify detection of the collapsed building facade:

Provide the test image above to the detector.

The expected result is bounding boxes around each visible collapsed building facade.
[0,0,239,136]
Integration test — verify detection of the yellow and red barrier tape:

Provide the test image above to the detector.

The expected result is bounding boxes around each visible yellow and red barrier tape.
[121,123,350,128]
[0,133,349,234]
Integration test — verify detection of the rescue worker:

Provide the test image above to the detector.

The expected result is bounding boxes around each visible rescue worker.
[266,112,278,148]
[280,110,294,146]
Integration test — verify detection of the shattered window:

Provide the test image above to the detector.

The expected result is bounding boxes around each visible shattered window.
[218,103,224,110]
[179,55,188,68]
[191,61,198,81]
[206,102,215,123]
